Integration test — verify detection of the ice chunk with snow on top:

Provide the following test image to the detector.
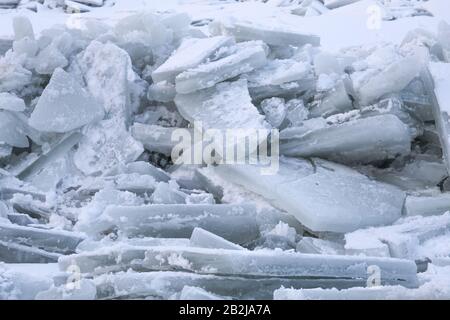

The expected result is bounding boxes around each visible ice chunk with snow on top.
[213,157,405,233]
[210,18,320,47]
[152,36,234,83]
[175,41,267,94]
[29,68,104,133]
[345,212,450,260]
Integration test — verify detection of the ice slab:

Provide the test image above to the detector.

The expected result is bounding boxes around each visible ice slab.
[356,52,425,106]
[131,123,186,156]
[404,194,450,217]
[16,132,82,181]
[0,93,25,112]
[243,58,316,101]
[423,62,450,175]
[92,270,402,300]
[152,36,234,83]
[280,114,412,164]
[98,204,260,244]
[0,110,29,148]
[345,212,450,260]
[213,157,405,233]
[106,161,170,183]
[175,42,268,94]
[139,247,417,287]
[210,18,320,47]
[29,68,104,133]
[190,227,244,250]
[0,241,61,263]
[175,79,269,132]
[296,237,345,255]
[77,173,158,196]
[0,223,85,255]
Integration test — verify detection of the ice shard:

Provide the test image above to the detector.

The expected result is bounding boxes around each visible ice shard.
[190,227,244,250]
[213,157,405,233]
[29,68,104,133]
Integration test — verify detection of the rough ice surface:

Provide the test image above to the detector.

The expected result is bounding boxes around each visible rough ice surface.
[1,0,450,301]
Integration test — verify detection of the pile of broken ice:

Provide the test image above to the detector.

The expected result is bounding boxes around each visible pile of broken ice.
[1,8,450,300]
